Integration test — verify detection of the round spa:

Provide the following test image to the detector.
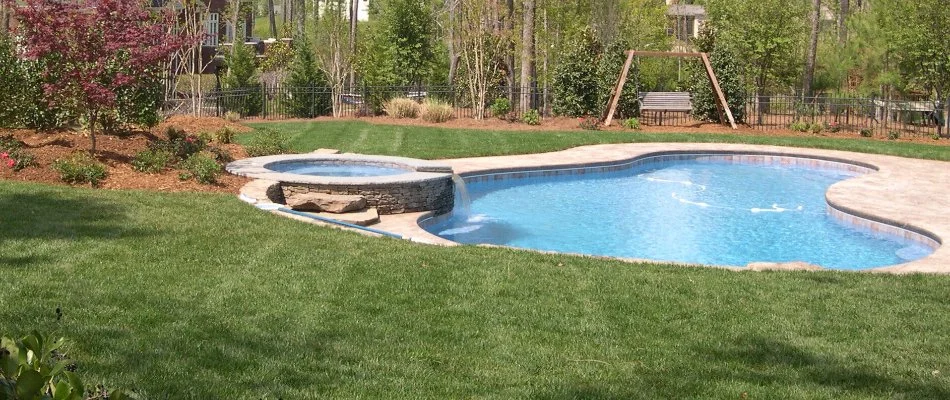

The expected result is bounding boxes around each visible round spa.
[226,154,456,215]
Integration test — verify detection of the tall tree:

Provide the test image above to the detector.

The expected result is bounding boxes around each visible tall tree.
[802,0,821,97]
[348,0,358,88]
[268,0,278,37]
[519,0,535,110]
[454,0,509,119]
[310,0,355,116]
[838,0,849,44]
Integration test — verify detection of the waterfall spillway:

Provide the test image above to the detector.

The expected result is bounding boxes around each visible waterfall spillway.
[451,174,472,216]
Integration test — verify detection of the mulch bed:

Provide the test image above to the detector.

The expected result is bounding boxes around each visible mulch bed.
[0,115,252,194]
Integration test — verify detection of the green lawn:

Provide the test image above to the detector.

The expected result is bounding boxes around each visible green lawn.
[3,181,950,398]
[240,120,950,161]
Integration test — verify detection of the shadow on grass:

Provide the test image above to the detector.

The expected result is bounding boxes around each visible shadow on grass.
[0,187,151,260]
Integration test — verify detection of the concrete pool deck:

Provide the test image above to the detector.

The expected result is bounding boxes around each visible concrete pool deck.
[243,143,950,274]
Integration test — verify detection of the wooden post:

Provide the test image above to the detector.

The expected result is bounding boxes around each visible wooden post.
[700,52,737,129]
[603,50,636,126]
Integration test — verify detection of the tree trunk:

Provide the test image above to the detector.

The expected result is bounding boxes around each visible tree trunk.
[838,0,849,44]
[88,112,98,154]
[268,0,278,38]
[446,0,457,86]
[520,0,535,111]
[802,0,821,98]
[504,0,514,104]
[293,0,305,38]
[348,0,357,88]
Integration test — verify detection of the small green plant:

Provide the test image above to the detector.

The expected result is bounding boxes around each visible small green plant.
[214,127,236,144]
[196,131,213,144]
[622,117,641,130]
[421,99,453,123]
[1,331,131,400]
[789,121,809,132]
[826,121,841,133]
[180,153,221,184]
[383,97,420,119]
[223,111,241,123]
[0,134,37,171]
[490,98,511,118]
[887,130,900,140]
[53,153,108,187]
[522,109,541,125]
[578,116,600,131]
[859,128,873,137]
[131,148,172,173]
[164,125,186,141]
[245,128,290,156]
[205,145,234,163]
[931,131,941,140]
[809,123,824,134]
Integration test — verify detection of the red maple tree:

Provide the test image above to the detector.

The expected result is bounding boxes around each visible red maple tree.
[10,0,198,152]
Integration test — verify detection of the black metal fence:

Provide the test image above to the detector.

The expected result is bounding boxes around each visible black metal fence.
[164,86,947,138]
[164,85,550,121]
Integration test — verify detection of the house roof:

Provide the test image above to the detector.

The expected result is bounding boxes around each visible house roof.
[667,4,706,17]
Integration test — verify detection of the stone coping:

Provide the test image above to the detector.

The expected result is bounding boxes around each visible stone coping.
[236,143,950,274]
[226,153,454,186]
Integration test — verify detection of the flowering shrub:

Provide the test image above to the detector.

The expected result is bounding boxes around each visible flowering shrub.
[578,116,600,131]
[826,121,841,133]
[0,135,37,171]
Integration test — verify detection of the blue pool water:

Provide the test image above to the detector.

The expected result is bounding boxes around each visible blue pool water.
[269,162,409,177]
[425,159,933,270]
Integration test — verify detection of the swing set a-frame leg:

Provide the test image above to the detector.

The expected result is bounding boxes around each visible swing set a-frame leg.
[603,50,636,127]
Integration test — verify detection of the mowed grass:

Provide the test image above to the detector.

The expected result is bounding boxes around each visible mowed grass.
[3,181,950,398]
[240,120,950,161]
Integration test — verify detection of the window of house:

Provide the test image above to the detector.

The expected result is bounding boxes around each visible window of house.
[204,13,219,47]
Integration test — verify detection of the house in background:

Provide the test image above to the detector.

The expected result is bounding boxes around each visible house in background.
[665,0,706,49]
[152,0,257,73]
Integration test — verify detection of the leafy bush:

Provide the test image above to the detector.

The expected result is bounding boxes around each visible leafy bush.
[622,117,641,130]
[223,111,241,123]
[931,131,941,140]
[164,125,186,141]
[221,42,263,117]
[789,121,810,132]
[206,145,234,163]
[578,116,600,131]
[887,130,900,140]
[152,130,206,161]
[688,47,746,124]
[860,128,873,137]
[826,121,841,133]
[283,41,332,118]
[522,109,541,125]
[1,331,131,400]
[53,153,108,186]
[383,97,420,118]
[490,98,511,118]
[552,28,602,117]
[132,148,173,173]
[245,128,290,156]
[180,153,221,184]
[214,127,236,144]
[809,123,824,134]
[0,135,37,171]
[597,39,640,120]
[421,100,453,123]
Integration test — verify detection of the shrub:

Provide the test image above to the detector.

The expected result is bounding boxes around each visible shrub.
[223,111,241,123]
[789,121,809,132]
[490,98,511,118]
[579,116,600,131]
[180,153,221,184]
[383,97,420,119]
[214,127,236,144]
[622,117,641,130]
[826,121,841,133]
[151,130,206,161]
[164,125,186,141]
[860,128,873,137]
[132,148,173,173]
[245,128,290,156]
[283,41,332,118]
[421,100,453,123]
[931,131,941,140]
[552,27,601,117]
[0,135,37,171]
[197,131,213,144]
[887,130,900,140]
[597,39,640,120]
[1,331,130,400]
[53,152,108,186]
[809,123,824,134]
[522,109,541,125]
[687,39,746,123]
[221,41,263,117]
[206,145,234,163]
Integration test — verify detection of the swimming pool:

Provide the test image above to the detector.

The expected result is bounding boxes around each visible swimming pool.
[423,155,935,270]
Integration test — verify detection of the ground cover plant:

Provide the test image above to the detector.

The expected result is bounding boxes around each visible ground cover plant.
[239,120,950,161]
[1,181,950,398]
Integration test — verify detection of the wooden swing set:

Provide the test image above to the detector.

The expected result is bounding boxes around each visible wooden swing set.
[603,50,737,129]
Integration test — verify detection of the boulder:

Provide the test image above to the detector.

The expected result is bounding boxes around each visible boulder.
[286,193,367,213]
